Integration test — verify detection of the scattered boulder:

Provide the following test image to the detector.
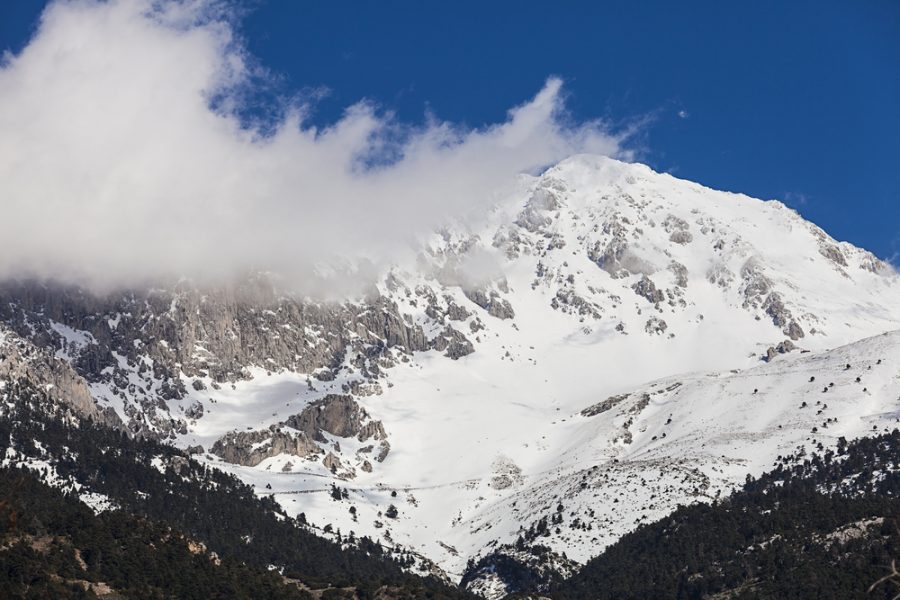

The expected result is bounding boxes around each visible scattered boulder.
[763,339,797,362]
[668,261,689,288]
[185,400,204,420]
[645,317,668,335]
[669,230,693,245]
[632,276,665,305]
[323,452,342,473]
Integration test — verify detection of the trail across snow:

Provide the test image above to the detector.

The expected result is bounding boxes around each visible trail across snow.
[4,154,894,585]
[168,156,900,581]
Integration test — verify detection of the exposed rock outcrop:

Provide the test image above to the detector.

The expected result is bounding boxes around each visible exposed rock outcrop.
[0,279,434,436]
[211,426,320,467]
[464,288,515,320]
[185,400,204,420]
[668,261,689,288]
[430,326,475,359]
[582,393,630,417]
[762,293,805,340]
[0,327,121,429]
[285,394,386,444]
[763,339,797,362]
[632,276,665,305]
[515,187,562,233]
[550,289,602,319]
[645,317,668,335]
[740,261,806,340]
[211,395,394,472]
[664,215,693,245]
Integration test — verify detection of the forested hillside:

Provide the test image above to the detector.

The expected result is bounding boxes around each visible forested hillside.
[0,382,472,599]
[547,432,900,599]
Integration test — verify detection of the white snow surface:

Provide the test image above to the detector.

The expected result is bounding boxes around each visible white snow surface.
[26,155,900,583]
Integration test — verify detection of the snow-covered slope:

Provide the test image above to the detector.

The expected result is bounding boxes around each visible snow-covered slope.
[179,156,900,583]
[457,330,900,591]
[1,154,899,592]
[197,332,900,589]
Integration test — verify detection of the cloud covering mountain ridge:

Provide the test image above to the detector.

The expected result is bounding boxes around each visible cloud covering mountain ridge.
[0,0,628,292]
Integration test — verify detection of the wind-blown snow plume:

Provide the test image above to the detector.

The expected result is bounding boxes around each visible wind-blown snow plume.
[0,0,628,293]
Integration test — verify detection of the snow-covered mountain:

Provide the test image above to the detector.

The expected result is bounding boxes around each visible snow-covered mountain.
[1,154,898,595]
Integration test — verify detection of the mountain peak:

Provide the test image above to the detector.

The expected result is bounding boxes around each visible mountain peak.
[1,158,898,589]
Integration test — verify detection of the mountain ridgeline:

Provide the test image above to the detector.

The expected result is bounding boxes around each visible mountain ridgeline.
[1,155,900,595]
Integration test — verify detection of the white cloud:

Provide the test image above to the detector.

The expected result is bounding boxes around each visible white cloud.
[783,191,810,206]
[0,0,629,294]
[889,234,900,268]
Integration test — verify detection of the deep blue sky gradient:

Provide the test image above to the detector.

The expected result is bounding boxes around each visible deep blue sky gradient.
[2,1,898,260]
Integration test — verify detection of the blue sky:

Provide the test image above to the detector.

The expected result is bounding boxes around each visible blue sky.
[2,0,899,261]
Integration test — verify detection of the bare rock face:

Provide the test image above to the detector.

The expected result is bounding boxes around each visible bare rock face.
[322,452,342,473]
[430,326,475,360]
[784,320,805,341]
[762,293,805,340]
[211,426,320,467]
[819,243,848,268]
[446,301,472,322]
[740,259,773,309]
[762,293,789,327]
[707,262,734,289]
[464,288,515,320]
[581,393,630,417]
[342,379,384,397]
[0,328,121,429]
[0,279,434,437]
[211,395,389,472]
[285,394,386,444]
[588,218,634,277]
[740,260,805,341]
[375,439,391,462]
[0,279,429,384]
